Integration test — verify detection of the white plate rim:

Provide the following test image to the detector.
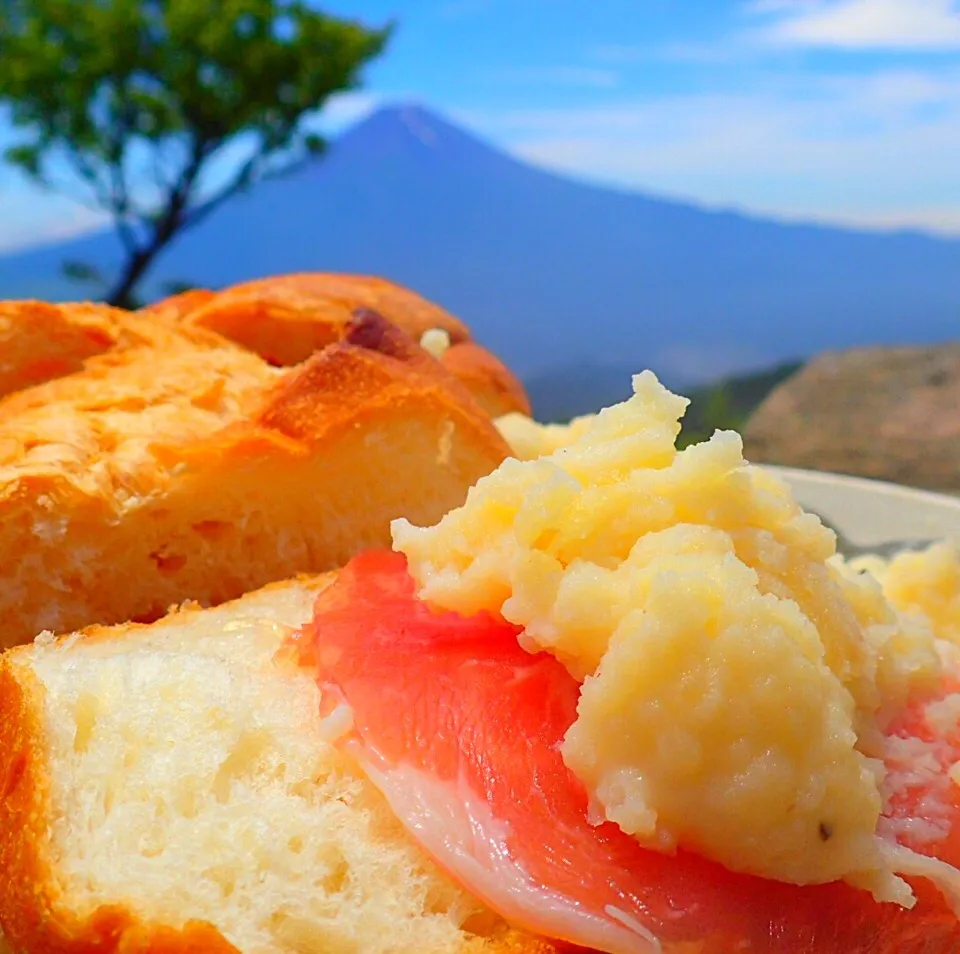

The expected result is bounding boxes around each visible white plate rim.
[763,464,960,550]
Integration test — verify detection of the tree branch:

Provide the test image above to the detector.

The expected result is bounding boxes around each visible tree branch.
[150,142,177,198]
[180,137,318,233]
[63,147,113,211]
[114,215,140,256]
[180,153,260,230]
[145,135,211,248]
[40,172,110,215]
[104,86,142,253]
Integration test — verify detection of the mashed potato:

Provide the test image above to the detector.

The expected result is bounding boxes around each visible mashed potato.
[848,543,960,647]
[493,411,595,462]
[394,371,955,908]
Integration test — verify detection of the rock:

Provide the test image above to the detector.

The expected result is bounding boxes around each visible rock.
[742,344,960,492]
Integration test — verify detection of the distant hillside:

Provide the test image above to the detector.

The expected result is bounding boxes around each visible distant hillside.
[679,360,804,447]
[1,104,958,391]
[743,346,960,493]
[526,357,801,435]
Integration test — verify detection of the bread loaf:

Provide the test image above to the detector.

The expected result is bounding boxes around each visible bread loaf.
[162,272,469,357]
[0,574,557,954]
[0,311,509,648]
[153,273,531,417]
[0,299,226,402]
[440,341,532,418]
[139,288,218,322]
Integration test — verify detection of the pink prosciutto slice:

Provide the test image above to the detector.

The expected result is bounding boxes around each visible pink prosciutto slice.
[288,549,960,954]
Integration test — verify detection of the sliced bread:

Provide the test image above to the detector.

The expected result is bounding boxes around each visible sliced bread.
[0,311,509,648]
[0,574,558,954]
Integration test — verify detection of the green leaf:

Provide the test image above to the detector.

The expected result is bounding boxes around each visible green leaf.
[303,132,326,155]
[61,259,105,284]
[4,143,43,179]
[0,0,392,305]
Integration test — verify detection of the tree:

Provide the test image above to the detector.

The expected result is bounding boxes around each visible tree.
[677,383,745,448]
[61,258,202,308]
[0,0,392,307]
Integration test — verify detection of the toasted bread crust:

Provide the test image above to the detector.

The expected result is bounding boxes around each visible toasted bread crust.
[256,310,498,445]
[171,273,470,358]
[0,317,509,647]
[156,273,530,417]
[0,611,234,953]
[441,342,532,418]
[139,289,218,322]
[0,301,132,400]
[0,279,529,420]
[0,299,249,408]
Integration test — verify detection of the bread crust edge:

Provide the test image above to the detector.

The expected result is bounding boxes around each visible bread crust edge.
[0,632,244,953]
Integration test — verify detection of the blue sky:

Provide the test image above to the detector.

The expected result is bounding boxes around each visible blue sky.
[3,0,960,251]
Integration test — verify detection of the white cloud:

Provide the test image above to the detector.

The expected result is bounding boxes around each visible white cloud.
[769,203,960,234]
[315,92,382,132]
[480,68,960,235]
[750,0,960,50]
[0,192,108,254]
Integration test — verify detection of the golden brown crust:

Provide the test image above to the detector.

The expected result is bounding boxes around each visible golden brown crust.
[0,301,148,401]
[173,273,470,361]
[159,272,531,417]
[0,299,244,408]
[256,310,499,446]
[0,315,509,647]
[139,289,218,323]
[0,329,264,422]
[441,342,532,418]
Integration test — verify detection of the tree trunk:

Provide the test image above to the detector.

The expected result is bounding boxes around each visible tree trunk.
[105,247,156,309]
[105,154,202,308]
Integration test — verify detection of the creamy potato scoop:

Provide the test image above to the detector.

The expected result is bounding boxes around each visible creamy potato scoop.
[393,371,958,908]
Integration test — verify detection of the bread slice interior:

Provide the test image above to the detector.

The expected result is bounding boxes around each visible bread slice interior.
[0,577,555,954]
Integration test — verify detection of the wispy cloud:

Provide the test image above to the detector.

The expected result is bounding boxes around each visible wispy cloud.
[318,92,382,130]
[482,67,960,235]
[748,0,960,50]
[0,192,108,254]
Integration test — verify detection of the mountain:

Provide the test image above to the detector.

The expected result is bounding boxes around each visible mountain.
[2,103,959,419]
[678,360,804,447]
